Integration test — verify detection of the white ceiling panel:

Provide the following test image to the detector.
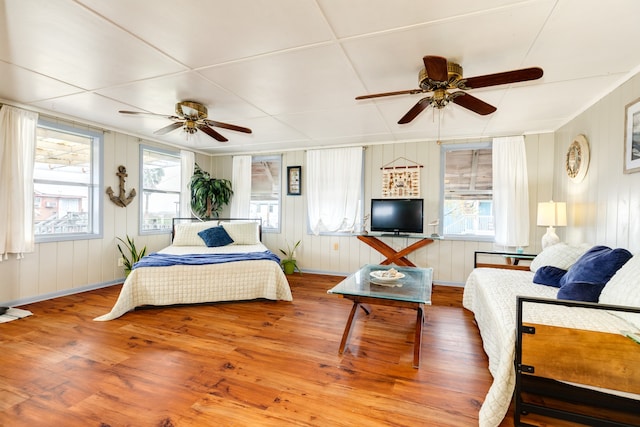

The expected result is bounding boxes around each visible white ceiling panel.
[78,0,333,68]
[318,0,531,38]
[198,44,366,115]
[0,62,82,103]
[1,0,186,90]
[1,1,639,153]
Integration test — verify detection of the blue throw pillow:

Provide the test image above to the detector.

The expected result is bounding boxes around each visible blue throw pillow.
[197,226,234,247]
[533,265,567,288]
[557,245,632,302]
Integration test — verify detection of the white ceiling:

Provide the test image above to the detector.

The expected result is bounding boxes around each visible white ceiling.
[2,0,640,155]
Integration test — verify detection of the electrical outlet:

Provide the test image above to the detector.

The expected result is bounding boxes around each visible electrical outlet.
[117,258,124,267]
[333,242,339,251]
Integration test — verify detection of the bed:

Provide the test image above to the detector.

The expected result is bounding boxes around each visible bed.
[94,218,292,321]
[463,247,640,426]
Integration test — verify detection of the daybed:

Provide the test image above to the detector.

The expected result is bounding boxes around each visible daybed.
[463,244,640,427]
[95,218,292,321]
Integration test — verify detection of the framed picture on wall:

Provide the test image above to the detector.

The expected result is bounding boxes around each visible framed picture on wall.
[624,97,640,173]
[287,166,301,195]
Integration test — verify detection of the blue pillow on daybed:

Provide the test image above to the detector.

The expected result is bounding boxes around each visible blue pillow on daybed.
[197,226,234,247]
[533,265,567,288]
[556,245,632,302]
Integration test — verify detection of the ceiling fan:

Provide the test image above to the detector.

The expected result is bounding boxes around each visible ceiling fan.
[119,101,252,142]
[356,55,543,124]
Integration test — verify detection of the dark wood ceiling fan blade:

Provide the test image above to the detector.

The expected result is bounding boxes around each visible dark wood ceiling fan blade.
[452,93,497,115]
[119,110,177,120]
[423,56,449,82]
[153,121,183,135]
[398,97,431,124]
[205,120,252,134]
[463,67,543,89]
[198,124,228,142]
[355,89,422,100]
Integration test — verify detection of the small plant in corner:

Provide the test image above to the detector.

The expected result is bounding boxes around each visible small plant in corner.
[279,240,301,275]
[116,235,147,277]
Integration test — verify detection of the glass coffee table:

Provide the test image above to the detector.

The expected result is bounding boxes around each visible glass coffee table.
[328,264,433,368]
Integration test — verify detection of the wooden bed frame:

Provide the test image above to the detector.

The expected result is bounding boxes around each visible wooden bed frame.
[515,296,640,426]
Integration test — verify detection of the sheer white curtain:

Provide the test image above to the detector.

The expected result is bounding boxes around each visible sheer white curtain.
[231,155,252,218]
[307,147,363,235]
[492,135,530,248]
[0,105,38,260]
[179,150,195,218]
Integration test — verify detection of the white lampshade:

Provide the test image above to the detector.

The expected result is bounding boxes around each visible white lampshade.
[537,201,567,249]
[537,201,567,227]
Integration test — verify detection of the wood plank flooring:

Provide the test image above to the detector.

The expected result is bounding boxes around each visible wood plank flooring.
[0,273,540,427]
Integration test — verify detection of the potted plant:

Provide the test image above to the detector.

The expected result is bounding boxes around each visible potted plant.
[189,163,233,219]
[279,240,301,275]
[116,235,147,277]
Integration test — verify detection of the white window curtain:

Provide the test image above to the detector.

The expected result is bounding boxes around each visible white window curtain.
[179,150,195,218]
[0,105,38,260]
[492,136,530,248]
[307,147,363,235]
[230,155,252,218]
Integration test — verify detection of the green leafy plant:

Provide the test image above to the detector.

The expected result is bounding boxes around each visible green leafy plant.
[279,240,301,274]
[189,163,233,219]
[116,235,147,277]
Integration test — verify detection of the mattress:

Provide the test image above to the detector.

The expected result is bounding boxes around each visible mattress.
[94,243,292,321]
[462,267,640,427]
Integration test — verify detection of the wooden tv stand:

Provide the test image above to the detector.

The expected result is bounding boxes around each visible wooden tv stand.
[356,234,436,267]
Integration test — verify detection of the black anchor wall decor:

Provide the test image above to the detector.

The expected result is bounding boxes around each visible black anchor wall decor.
[106,165,136,207]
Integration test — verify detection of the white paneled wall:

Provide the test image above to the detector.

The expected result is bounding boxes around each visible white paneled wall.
[554,72,640,253]
[211,135,555,285]
[0,119,173,304]
[0,116,559,304]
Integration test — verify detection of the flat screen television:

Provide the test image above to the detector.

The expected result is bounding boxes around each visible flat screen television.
[370,198,424,236]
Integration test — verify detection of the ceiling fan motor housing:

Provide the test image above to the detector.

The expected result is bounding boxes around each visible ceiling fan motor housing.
[175,101,208,120]
[419,61,463,90]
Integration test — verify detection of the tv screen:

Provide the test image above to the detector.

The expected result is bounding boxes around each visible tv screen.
[370,198,424,236]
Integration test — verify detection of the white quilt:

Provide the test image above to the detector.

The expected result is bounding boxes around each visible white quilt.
[94,243,292,321]
[462,268,639,427]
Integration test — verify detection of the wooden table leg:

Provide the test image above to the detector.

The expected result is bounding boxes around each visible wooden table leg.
[413,304,425,368]
[339,301,360,354]
[356,235,434,266]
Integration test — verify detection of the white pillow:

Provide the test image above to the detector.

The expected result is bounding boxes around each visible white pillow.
[172,221,218,246]
[529,243,590,273]
[599,254,640,329]
[220,221,259,245]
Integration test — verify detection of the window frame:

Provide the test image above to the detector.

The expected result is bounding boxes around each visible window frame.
[139,145,182,235]
[34,120,103,243]
[439,141,494,242]
[250,154,282,234]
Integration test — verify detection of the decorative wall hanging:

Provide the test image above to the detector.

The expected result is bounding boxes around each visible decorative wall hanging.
[381,157,422,198]
[624,97,640,174]
[106,165,136,207]
[287,166,301,195]
[565,134,590,183]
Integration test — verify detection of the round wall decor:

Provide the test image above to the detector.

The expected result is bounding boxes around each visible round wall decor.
[565,134,590,183]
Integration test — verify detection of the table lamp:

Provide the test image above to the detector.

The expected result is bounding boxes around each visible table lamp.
[537,201,567,249]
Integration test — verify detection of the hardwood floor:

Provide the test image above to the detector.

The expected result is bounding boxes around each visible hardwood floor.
[1,273,518,427]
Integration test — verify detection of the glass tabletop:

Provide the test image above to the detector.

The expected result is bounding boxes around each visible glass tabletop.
[328,264,432,304]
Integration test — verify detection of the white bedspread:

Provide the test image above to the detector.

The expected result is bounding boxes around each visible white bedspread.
[94,243,292,321]
[463,268,639,427]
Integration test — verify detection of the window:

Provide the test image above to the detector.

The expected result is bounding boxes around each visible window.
[34,121,102,241]
[441,142,493,239]
[140,146,181,233]
[250,155,281,231]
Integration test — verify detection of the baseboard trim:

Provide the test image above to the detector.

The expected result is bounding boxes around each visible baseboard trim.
[6,279,124,308]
